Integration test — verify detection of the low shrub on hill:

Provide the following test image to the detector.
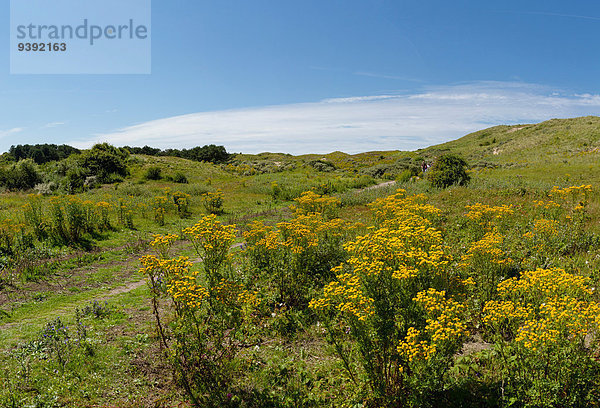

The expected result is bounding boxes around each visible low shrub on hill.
[427,154,470,188]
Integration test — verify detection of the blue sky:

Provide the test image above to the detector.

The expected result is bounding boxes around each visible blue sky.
[2,0,600,154]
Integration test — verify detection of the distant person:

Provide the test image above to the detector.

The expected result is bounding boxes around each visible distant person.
[421,161,427,173]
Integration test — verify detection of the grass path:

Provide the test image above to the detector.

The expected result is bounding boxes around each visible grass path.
[359,180,396,191]
[0,181,397,347]
[0,258,148,346]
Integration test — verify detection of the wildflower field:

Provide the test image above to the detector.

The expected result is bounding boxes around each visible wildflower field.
[2,117,600,407]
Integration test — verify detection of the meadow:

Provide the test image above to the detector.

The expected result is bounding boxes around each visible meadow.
[1,116,600,407]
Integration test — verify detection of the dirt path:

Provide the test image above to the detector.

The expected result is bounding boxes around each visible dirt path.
[95,279,147,301]
[0,181,398,335]
[0,278,148,334]
[359,180,396,191]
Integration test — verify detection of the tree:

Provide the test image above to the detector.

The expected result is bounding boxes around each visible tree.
[0,159,42,190]
[427,154,470,188]
[8,144,80,164]
[184,144,231,163]
[78,143,129,183]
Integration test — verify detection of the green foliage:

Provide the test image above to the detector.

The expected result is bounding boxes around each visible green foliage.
[78,143,129,184]
[63,165,88,193]
[0,159,42,191]
[267,176,376,202]
[144,166,162,180]
[8,144,80,164]
[184,144,232,164]
[172,191,191,218]
[152,196,169,226]
[243,195,350,311]
[15,312,93,373]
[80,300,112,319]
[172,171,188,183]
[397,169,414,183]
[202,190,224,214]
[309,191,464,406]
[123,144,161,155]
[360,156,421,179]
[125,144,232,164]
[309,160,336,172]
[116,197,135,229]
[427,154,470,188]
[142,219,255,406]
[22,195,111,247]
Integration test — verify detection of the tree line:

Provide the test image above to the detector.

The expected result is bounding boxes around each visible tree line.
[5,143,231,165]
[0,143,232,192]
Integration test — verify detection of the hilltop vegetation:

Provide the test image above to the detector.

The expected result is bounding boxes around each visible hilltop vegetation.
[0,116,600,407]
[423,116,600,163]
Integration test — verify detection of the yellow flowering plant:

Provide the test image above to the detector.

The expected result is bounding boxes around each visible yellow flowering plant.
[201,189,224,214]
[243,193,354,309]
[482,267,600,406]
[182,214,236,286]
[290,190,341,219]
[152,196,169,226]
[172,190,191,218]
[310,191,465,405]
[459,229,514,304]
[140,228,261,406]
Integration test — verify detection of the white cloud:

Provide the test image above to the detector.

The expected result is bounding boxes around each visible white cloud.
[0,128,24,139]
[44,122,65,128]
[70,81,600,154]
[353,71,424,82]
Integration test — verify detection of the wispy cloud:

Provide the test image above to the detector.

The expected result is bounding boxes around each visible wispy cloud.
[70,81,600,154]
[309,66,423,83]
[497,10,600,22]
[0,128,24,139]
[43,121,66,128]
[353,71,424,82]
[518,11,600,22]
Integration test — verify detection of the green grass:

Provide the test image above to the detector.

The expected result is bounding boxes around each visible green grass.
[2,116,600,406]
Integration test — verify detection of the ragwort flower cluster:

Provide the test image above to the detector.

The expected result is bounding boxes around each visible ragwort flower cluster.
[483,267,600,351]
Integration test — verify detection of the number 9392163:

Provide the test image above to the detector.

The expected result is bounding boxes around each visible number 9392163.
[18,43,67,52]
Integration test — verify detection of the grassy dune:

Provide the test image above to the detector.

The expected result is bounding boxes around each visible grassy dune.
[1,116,600,407]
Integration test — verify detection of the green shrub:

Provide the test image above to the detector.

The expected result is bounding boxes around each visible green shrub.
[0,159,42,190]
[397,169,414,183]
[427,154,470,188]
[172,172,188,183]
[144,166,162,180]
[63,166,88,193]
[309,160,336,172]
[186,144,231,163]
[78,143,129,184]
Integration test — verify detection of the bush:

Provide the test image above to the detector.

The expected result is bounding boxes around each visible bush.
[397,169,414,183]
[0,159,43,191]
[202,190,224,214]
[427,154,470,188]
[183,144,231,164]
[78,143,129,184]
[141,225,257,406]
[172,172,188,183]
[144,166,162,180]
[63,166,88,193]
[244,193,350,309]
[360,158,420,179]
[34,182,58,195]
[309,160,336,172]
[310,191,464,405]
